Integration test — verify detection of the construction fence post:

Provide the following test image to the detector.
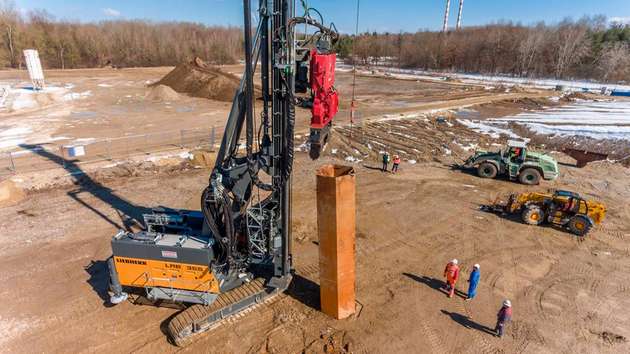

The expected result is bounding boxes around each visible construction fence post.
[8,152,16,174]
[61,147,67,169]
[211,126,216,150]
[106,139,112,161]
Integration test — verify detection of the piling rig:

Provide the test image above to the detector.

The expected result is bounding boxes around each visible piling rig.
[106,0,338,346]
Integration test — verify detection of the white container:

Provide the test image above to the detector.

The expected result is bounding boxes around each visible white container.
[64,145,86,158]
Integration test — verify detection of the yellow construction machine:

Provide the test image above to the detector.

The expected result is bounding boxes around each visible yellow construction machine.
[483,190,606,236]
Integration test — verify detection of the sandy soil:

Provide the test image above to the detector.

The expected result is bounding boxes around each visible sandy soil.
[1,66,629,353]
[0,66,548,150]
[0,67,231,144]
[1,148,629,353]
[0,66,556,182]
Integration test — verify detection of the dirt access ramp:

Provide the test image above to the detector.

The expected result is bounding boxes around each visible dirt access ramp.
[152,57,241,102]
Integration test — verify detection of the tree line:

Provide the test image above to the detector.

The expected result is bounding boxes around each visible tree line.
[0,1,242,69]
[336,17,630,83]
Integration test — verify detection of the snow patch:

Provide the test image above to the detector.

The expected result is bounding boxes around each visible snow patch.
[489,100,630,141]
[179,151,193,160]
[344,155,362,163]
[0,126,33,149]
[457,119,526,141]
[63,90,92,101]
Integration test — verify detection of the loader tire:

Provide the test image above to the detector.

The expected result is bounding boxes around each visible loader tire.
[522,205,545,225]
[519,168,541,185]
[477,162,498,179]
[568,216,591,237]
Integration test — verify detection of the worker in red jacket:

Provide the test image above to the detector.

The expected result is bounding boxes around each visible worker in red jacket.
[443,259,460,298]
[392,155,401,173]
[495,300,512,338]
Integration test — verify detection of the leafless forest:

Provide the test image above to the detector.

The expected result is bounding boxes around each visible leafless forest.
[343,17,630,82]
[1,0,629,82]
[0,2,242,69]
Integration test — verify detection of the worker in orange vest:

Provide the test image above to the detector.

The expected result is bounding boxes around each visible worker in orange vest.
[392,155,401,173]
[443,259,460,298]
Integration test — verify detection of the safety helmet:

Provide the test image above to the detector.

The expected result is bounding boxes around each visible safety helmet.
[473,264,480,269]
[451,259,458,265]
[503,300,511,307]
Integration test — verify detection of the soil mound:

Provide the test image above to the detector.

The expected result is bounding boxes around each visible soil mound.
[190,149,216,168]
[562,92,589,102]
[146,84,180,101]
[152,57,240,102]
[0,179,25,207]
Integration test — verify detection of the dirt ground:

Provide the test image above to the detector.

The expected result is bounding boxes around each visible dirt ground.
[0,67,232,144]
[0,65,555,184]
[0,66,549,151]
[1,66,629,353]
[1,147,629,353]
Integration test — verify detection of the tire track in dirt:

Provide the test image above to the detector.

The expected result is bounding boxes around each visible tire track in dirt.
[419,321,449,354]
[454,299,502,354]
[356,92,552,121]
[536,276,587,320]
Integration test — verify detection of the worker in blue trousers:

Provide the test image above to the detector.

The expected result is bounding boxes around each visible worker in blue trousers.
[465,263,480,301]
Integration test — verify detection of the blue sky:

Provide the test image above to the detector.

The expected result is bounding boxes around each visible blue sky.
[14,0,630,33]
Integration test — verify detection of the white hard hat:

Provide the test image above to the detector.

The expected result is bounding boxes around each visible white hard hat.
[473,264,480,269]
[503,300,511,307]
[451,259,458,265]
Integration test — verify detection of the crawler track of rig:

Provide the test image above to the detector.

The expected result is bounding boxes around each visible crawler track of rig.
[167,278,276,347]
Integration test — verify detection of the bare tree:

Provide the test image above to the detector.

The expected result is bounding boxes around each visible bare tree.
[517,24,546,77]
[598,42,630,82]
[552,19,590,78]
[0,0,20,67]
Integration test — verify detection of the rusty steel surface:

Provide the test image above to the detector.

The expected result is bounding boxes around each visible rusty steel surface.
[316,164,356,319]
[562,148,609,168]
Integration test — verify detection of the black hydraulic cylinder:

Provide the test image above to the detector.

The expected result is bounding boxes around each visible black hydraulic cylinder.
[243,0,255,162]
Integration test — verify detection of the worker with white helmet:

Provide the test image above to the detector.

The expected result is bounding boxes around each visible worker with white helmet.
[443,258,460,298]
[495,299,513,338]
[466,263,481,301]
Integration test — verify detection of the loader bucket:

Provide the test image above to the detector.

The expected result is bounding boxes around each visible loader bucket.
[562,148,609,168]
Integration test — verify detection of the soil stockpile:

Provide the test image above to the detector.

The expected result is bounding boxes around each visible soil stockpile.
[146,84,180,101]
[0,179,25,207]
[152,57,240,102]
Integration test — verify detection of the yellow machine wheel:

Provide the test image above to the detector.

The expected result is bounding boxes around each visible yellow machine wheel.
[522,205,545,225]
[568,216,591,237]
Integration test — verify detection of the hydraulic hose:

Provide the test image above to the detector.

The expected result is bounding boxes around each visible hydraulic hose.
[283,100,296,182]
[201,186,228,265]
[288,17,339,45]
